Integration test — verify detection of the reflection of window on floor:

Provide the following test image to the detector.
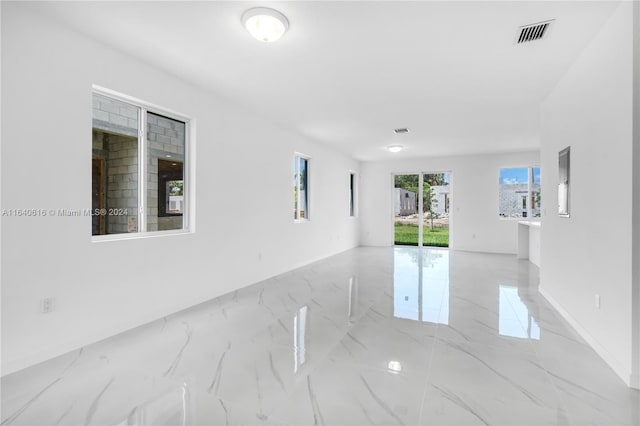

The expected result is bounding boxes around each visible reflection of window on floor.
[293,306,308,373]
[393,248,449,325]
[123,384,189,426]
[348,276,358,321]
[499,286,540,340]
[387,360,402,374]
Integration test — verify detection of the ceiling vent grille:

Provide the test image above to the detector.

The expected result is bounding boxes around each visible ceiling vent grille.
[516,20,553,44]
[393,128,410,134]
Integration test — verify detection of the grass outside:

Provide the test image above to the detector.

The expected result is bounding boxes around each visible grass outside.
[394,223,449,247]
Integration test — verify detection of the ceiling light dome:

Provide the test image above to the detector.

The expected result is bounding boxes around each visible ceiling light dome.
[242,7,289,43]
[387,145,404,153]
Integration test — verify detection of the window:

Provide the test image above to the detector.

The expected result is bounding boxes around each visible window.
[92,88,190,237]
[349,172,356,217]
[558,147,570,217]
[293,154,309,220]
[498,167,541,219]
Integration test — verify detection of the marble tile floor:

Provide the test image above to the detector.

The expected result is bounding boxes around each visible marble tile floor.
[1,247,638,425]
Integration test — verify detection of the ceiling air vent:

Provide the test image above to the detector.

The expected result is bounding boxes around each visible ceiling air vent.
[516,20,554,44]
[393,128,410,134]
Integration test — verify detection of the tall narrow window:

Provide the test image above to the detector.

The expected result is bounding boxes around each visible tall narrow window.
[92,89,190,237]
[294,154,309,221]
[558,147,570,217]
[349,172,356,217]
[498,167,541,219]
[532,167,541,218]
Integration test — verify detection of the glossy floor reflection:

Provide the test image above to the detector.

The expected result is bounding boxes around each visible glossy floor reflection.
[2,247,638,425]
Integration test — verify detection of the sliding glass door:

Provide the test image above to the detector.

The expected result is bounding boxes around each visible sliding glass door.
[423,173,450,247]
[393,172,450,247]
[394,174,420,245]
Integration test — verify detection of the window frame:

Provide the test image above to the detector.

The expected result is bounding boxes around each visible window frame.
[498,165,541,220]
[558,147,570,217]
[293,153,310,223]
[91,85,194,242]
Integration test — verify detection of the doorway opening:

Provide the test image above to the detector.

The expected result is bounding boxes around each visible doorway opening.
[393,172,451,247]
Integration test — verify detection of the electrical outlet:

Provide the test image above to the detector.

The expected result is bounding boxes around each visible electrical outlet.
[41,298,54,314]
[595,294,600,309]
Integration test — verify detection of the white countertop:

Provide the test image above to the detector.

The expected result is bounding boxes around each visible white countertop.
[518,221,541,228]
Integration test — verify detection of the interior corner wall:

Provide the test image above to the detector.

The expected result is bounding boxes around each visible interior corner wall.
[540,1,636,387]
[0,4,359,375]
[359,150,540,253]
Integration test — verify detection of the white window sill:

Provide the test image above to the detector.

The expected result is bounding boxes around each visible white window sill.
[92,229,193,243]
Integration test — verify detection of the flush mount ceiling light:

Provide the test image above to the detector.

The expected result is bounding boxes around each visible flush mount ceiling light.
[242,7,289,42]
[387,145,404,153]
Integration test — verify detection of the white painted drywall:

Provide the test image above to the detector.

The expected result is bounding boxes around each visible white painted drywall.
[540,2,636,387]
[359,151,540,254]
[632,0,640,390]
[528,225,541,268]
[0,4,359,374]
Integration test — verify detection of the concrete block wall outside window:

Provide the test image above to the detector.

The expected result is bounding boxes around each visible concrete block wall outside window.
[91,89,190,237]
[498,167,541,219]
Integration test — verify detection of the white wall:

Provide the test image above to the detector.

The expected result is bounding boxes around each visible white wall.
[0,4,359,375]
[540,1,637,388]
[359,151,540,253]
[633,0,640,390]
[528,225,541,268]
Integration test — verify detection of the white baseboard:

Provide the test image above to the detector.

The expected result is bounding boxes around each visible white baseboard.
[539,285,636,389]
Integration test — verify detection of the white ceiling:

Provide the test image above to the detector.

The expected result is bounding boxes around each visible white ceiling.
[36,1,620,161]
